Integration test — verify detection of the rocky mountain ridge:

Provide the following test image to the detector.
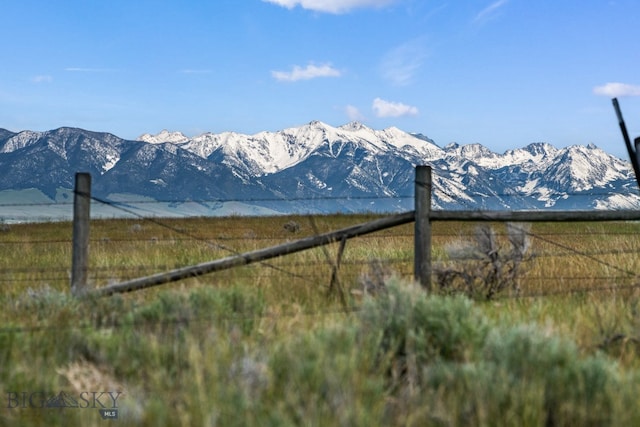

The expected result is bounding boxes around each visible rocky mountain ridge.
[0,122,638,220]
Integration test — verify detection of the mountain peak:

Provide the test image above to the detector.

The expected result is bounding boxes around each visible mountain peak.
[459,143,496,158]
[307,120,328,128]
[339,121,368,132]
[138,129,189,144]
[2,124,637,218]
[0,130,44,154]
[521,142,557,155]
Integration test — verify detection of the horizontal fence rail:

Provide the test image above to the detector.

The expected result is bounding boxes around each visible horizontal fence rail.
[83,166,640,296]
[93,211,415,297]
[3,166,640,301]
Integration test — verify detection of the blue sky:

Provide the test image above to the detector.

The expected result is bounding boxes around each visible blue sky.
[2,0,640,158]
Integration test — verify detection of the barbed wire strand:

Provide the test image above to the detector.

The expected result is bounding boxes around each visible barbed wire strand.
[433,181,640,279]
[2,183,639,328]
[87,194,314,284]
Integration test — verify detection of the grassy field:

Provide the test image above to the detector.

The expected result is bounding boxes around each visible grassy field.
[2,214,640,426]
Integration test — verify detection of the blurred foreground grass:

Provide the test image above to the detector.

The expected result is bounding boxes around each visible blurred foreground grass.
[2,215,640,426]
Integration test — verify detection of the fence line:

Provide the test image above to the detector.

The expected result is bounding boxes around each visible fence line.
[4,227,637,247]
[59,166,640,297]
[91,212,415,297]
[2,165,640,300]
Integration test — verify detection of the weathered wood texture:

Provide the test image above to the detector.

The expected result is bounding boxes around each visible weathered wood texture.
[414,165,432,290]
[71,172,91,297]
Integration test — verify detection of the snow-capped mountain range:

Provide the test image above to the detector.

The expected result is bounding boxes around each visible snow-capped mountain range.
[0,121,638,220]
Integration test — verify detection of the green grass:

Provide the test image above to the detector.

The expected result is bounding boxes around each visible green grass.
[2,215,640,425]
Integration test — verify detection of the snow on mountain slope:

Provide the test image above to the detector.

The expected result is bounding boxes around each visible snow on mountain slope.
[2,122,639,217]
[142,120,444,177]
[43,127,127,173]
[160,121,333,176]
[138,129,190,144]
[504,142,558,166]
[135,122,637,210]
[0,130,43,153]
[376,126,444,159]
[445,141,558,170]
[544,144,632,192]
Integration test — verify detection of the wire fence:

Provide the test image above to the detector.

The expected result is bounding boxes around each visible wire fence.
[2,191,640,302]
[2,200,640,339]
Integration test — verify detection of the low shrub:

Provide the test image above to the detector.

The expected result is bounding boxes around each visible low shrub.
[434,223,532,300]
[3,279,640,426]
[359,280,489,392]
[357,281,636,426]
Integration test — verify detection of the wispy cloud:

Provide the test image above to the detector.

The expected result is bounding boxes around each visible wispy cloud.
[271,63,341,82]
[474,0,509,24]
[263,0,399,14]
[345,105,366,121]
[593,82,640,97]
[380,37,428,86]
[32,75,53,84]
[372,97,418,117]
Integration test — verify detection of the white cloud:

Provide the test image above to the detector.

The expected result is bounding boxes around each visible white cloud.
[263,0,398,14]
[593,82,640,97]
[372,97,418,117]
[32,75,53,83]
[474,0,509,23]
[271,63,341,82]
[380,37,428,86]
[345,105,366,121]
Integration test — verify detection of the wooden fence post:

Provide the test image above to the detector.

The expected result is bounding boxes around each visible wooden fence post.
[71,172,91,297]
[414,165,432,290]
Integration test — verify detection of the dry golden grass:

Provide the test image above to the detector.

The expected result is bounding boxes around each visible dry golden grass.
[3,215,640,347]
[2,215,640,304]
[3,215,640,425]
